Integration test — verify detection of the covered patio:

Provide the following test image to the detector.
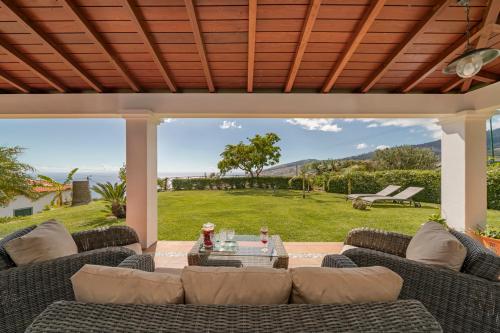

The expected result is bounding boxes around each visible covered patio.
[0,1,499,332]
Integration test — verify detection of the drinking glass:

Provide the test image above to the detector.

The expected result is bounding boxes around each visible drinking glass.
[227,229,235,241]
[260,226,269,252]
[219,229,227,247]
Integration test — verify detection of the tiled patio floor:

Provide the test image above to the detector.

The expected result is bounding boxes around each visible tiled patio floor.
[145,241,343,271]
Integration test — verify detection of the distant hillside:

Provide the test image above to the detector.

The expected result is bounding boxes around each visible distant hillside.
[263,128,500,176]
[261,159,318,176]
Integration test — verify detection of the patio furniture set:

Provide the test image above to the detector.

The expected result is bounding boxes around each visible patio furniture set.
[1,222,498,333]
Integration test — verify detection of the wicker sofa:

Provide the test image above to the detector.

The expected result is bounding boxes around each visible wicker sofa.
[322,228,500,333]
[25,255,442,333]
[0,225,153,333]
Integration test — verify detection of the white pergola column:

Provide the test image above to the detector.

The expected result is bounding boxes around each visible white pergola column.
[439,111,490,231]
[124,111,159,248]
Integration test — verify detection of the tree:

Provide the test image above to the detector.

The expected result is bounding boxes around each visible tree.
[0,146,36,206]
[92,182,126,218]
[373,146,438,170]
[38,168,78,207]
[217,133,281,178]
[119,164,126,183]
[289,164,314,199]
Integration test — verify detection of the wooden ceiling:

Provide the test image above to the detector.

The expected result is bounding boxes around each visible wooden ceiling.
[0,0,498,94]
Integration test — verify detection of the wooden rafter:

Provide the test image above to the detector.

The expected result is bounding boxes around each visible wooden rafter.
[122,0,177,92]
[461,0,500,92]
[184,0,215,92]
[285,0,321,93]
[60,0,141,92]
[401,23,488,93]
[0,0,103,92]
[247,0,257,93]
[361,0,451,93]
[441,71,497,93]
[322,0,386,93]
[0,69,30,93]
[441,77,465,93]
[0,38,66,92]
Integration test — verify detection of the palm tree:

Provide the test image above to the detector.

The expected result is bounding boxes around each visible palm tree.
[0,146,36,206]
[289,165,315,199]
[92,182,126,218]
[38,168,78,207]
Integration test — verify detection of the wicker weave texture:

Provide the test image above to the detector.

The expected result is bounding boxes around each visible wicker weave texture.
[344,227,412,257]
[321,254,358,268]
[26,300,442,333]
[343,247,500,333]
[72,226,140,252]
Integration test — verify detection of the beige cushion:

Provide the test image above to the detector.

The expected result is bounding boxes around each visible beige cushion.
[5,220,78,266]
[406,222,467,271]
[181,266,292,304]
[340,244,358,253]
[71,264,184,305]
[290,266,403,304]
[122,242,142,254]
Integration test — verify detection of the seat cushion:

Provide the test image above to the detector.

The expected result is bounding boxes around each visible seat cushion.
[449,229,500,281]
[181,266,292,305]
[0,225,36,270]
[406,222,466,271]
[4,220,78,266]
[71,264,184,305]
[290,266,402,304]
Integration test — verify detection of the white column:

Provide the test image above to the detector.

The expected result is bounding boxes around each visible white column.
[439,111,490,231]
[124,111,159,248]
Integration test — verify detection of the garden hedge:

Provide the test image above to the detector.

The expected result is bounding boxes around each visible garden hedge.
[171,176,303,191]
[327,169,500,209]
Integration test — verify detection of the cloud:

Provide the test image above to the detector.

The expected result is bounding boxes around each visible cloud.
[343,118,355,122]
[376,145,389,150]
[356,143,368,149]
[492,117,500,130]
[286,118,342,132]
[359,118,441,139]
[163,118,175,123]
[219,121,242,129]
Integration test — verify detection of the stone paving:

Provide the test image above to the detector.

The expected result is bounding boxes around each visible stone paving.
[145,241,344,270]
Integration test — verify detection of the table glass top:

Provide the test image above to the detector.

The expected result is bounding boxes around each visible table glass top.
[197,235,277,258]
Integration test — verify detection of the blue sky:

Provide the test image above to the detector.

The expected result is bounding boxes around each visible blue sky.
[0,117,498,174]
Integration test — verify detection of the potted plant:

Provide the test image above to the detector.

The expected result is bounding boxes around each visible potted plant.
[474,226,500,255]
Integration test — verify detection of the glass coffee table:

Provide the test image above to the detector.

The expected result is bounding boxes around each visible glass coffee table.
[188,235,289,269]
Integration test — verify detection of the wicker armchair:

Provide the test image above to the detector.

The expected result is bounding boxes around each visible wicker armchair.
[322,228,500,333]
[0,225,154,333]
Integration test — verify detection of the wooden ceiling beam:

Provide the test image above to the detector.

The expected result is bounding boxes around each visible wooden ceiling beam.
[0,39,66,93]
[401,23,488,93]
[0,0,103,92]
[461,0,500,92]
[322,0,386,93]
[285,0,321,93]
[184,0,215,92]
[361,0,451,93]
[60,0,141,92]
[247,0,257,93]
[0,70,30,93]
[122,0,177,92]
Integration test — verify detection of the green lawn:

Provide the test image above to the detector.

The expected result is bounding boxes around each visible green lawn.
[1,190,500,241]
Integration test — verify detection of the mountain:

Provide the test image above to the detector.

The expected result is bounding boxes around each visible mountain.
[263,128,500,176]
[261,159,318,176]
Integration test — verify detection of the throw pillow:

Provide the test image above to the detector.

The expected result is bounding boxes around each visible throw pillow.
[122,242,142,254]
[181,266,292,304]
[290,266,402,304]
[71,264,184,304]
[4,220,78,266]
[406,222,466,271]
[0,225,36,270]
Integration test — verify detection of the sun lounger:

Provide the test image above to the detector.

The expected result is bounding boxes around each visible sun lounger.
[361,187,424,207]
[347,185,401,200]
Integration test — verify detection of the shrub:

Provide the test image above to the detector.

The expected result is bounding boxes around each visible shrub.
[171,176,301,191]
[327,169,499,208]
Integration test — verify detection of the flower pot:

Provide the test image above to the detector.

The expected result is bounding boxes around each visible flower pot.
[478,235,500,256]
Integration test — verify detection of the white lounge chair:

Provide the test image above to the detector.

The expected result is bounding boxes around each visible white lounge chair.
[361,187,424,207]
[346,185,401,201]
